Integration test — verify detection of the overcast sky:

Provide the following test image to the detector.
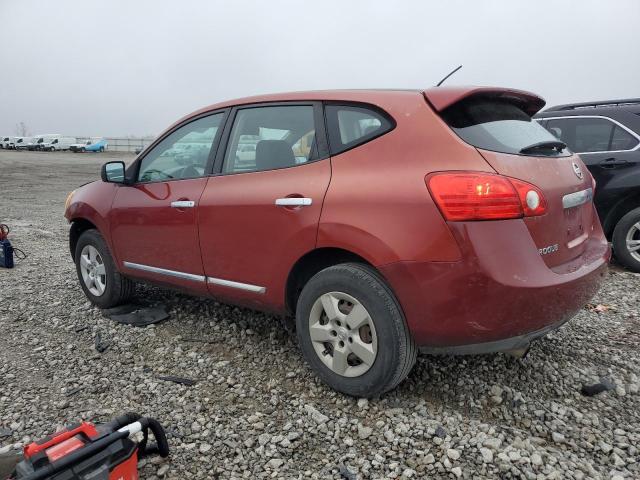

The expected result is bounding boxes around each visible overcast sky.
[1,0,638,137]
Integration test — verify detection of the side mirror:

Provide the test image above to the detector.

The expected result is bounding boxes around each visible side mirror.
[101,161,126,184]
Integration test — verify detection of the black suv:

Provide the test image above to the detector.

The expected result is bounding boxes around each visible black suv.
[535,99,640,272]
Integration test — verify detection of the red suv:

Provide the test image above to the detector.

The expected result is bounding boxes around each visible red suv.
[65,87,610,397]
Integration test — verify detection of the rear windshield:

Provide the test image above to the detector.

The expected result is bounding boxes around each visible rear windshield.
[441,97,570,156]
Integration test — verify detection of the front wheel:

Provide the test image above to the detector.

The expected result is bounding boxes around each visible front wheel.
[75,229,135,308]
[613,207,640,273]
[296,263,416,397]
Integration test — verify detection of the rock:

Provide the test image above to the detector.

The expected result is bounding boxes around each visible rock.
[157,465,169,477]
[530,453,543,466]
[358,424,373,439]
[551,432,565,443]
[447,449,461,461]
[424,453,435,464]
[599,441,612,453]
[267,458,284,469]
[479,448,493,463]
[199,443,211,454]
[357,398,368,409]
[451,466,462,477]
[483,437,502,450]
[304,404,329,424]
[258,433,271,446]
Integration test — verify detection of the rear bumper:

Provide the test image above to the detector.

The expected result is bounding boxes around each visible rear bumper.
[380,219,610,349]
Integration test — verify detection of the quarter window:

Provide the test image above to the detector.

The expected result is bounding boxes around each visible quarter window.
[138,113,224,182]
[545,117,639,153]
[223,106,317,174]
[325,104,393,154]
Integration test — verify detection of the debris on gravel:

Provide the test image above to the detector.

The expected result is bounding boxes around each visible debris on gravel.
[1,151,639,478]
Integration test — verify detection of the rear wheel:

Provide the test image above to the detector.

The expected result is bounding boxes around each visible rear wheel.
[99,146,105,152]
[296,263,416,397]
[613,207,640,273]
[75,229,135,308]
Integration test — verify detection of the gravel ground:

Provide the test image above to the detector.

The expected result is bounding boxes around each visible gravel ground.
[0,150,638,479]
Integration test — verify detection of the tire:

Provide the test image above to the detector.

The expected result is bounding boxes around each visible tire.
[99,146,105,152]
[612,206,640,273]
[74,229,135,308]
[296,263,417,397]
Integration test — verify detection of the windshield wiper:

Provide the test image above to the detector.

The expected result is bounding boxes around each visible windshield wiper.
[519,140,566,154]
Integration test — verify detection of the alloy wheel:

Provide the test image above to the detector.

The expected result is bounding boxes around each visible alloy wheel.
[308,291,378,377]
[79,245,107,296]
[626,222,640,262]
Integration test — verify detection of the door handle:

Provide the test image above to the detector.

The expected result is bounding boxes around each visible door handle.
[599,157,629,168]
[275,197,312,207]
[171,200,195,208]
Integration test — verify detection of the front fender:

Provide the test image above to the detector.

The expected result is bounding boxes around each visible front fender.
[65,181,118,260]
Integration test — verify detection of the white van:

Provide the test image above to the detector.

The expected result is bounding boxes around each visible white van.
[44,136,76,151]
[33,135,48,150]
[1,136,11,149]
[14,137,30,150]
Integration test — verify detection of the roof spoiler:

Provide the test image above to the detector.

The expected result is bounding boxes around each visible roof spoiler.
[423,86,546,116]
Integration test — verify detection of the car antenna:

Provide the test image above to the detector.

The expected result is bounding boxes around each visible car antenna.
[436,65,463,87]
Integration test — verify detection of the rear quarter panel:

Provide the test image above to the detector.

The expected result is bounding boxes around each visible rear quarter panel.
[318,91,493,265]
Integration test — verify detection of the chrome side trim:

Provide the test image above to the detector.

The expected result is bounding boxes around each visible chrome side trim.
[207,277,266,294]
[275,197,312,207]
[537,115,640,154]
[123,261,206,282]
[122,262,266,293]
[562,187,593,209]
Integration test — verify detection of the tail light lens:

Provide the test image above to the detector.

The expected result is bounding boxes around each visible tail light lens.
[427,172,547,221]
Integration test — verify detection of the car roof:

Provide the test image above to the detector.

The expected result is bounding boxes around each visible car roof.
[537,98,640,117]
[166,86,545,134]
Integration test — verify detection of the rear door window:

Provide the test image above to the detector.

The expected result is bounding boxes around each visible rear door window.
[222,105,317,174]
[545,117,639,153]
[325,104,394,155]
[441,97,568,156]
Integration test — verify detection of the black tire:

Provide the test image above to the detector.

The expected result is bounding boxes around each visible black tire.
[612,207,640,273]
[296,263,417,397]
[99,146,104,152]
[74,229,135,308]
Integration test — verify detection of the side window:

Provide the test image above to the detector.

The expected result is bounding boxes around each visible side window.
[546,117,638,153]
[138,113,224,182]
[325,104,393,154]
[223,106,316,173]
[611,125,639,151]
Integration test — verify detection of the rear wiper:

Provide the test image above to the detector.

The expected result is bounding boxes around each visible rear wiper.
[519,140,566,154]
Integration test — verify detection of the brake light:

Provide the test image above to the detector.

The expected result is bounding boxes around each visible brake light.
[427,172,547,221]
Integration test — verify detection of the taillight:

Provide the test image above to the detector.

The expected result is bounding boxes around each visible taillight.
[427,172,547,221]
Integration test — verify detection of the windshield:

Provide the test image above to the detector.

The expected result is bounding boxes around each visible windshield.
[441,97,570,157]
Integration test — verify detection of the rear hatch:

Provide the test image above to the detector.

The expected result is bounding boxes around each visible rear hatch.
[424,87,596,269]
